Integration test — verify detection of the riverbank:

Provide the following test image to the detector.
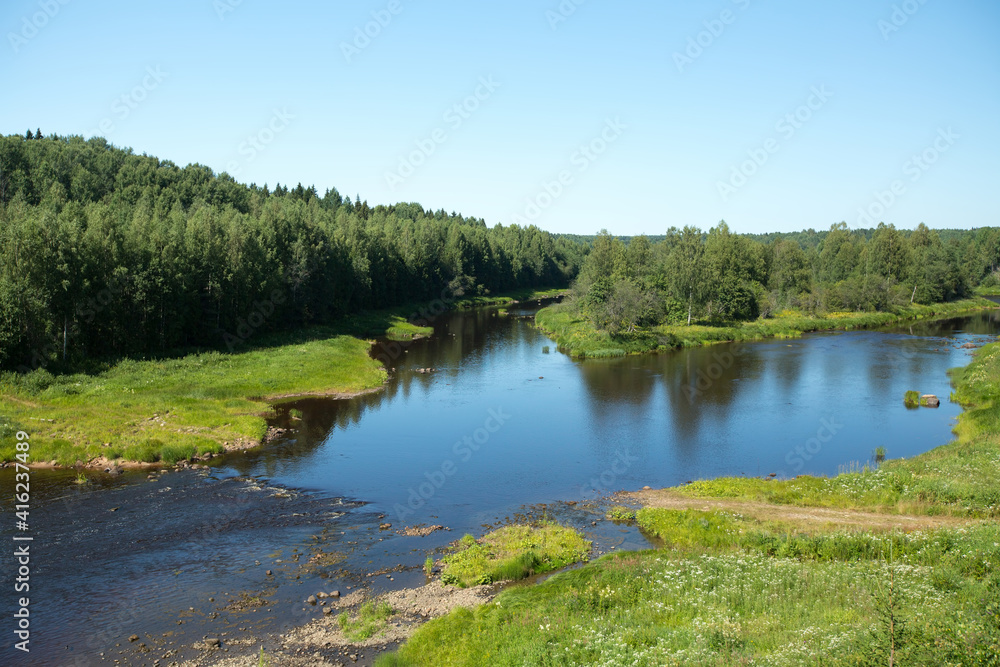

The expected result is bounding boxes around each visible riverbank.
[372,341,1000,665]
[0,334,388,468]
[0,287,568,468]
[536,296,998,358]
[453,287,569,310]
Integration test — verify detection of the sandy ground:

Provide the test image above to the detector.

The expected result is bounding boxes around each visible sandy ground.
[178,580,498,667]
[621,488,973,532]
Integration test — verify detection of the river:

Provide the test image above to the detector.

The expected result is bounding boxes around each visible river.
[2,302,998,666]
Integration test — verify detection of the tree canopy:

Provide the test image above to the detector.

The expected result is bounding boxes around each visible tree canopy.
[0,133,584,371]
[571,221,999,334]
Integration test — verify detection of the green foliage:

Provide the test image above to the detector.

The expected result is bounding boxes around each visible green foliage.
[439,524,591,588]
[904,390,921,408]
[606,506,636,522]
[560,220,999,340]
[0,134,584,371]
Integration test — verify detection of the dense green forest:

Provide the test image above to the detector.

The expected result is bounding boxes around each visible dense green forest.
[0,132,583,371]
[572,222,1000,334]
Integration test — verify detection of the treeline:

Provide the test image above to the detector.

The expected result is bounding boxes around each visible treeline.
[0,133,583,371]
[573,222,1000,334]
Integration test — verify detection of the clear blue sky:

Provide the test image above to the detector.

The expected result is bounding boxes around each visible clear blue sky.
[2,0,998,235]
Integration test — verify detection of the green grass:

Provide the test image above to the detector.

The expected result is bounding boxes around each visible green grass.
[338,601,395,642]
[439,524,591,588]
[904,390,921,408]
[606,506,636,522]
[385,316,434,341]
[0,334,387,465]
[634,507,1000,573]
[378,542,1000,666]
[452,287,568,310]
[536,297,998,358]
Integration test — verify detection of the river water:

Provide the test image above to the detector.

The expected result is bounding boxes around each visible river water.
[2,303,998,666]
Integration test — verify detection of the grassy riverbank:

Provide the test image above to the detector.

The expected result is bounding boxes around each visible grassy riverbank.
[536,296,998,358]
[0,333,387,466]
[453,287,569,310]
[377,342,1000,665]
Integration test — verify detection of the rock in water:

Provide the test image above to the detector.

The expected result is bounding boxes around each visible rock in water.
[922,394,940,408]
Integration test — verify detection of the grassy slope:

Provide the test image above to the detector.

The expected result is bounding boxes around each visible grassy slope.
[378,342,1000,666]
[536,297,998,358]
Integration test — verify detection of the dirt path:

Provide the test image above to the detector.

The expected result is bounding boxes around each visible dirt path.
[622,489,973,532]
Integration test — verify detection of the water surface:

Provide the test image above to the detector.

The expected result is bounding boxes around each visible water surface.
[2,304,997,665]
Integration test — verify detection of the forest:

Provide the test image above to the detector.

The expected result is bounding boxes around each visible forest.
[0,132,583,371]
[571,222,1000,335]
[3,131,998,371]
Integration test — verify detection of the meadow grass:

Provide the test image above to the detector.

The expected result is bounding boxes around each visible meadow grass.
[377,340,1000,666]
[536,297,998,358]
[452,287,568,311]
[0,334,386,466]
[384,316,434,341]
[439,524,591,588]
[379,542,1000,666]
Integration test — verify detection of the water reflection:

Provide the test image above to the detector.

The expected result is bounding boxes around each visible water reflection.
[235,307,998,514]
